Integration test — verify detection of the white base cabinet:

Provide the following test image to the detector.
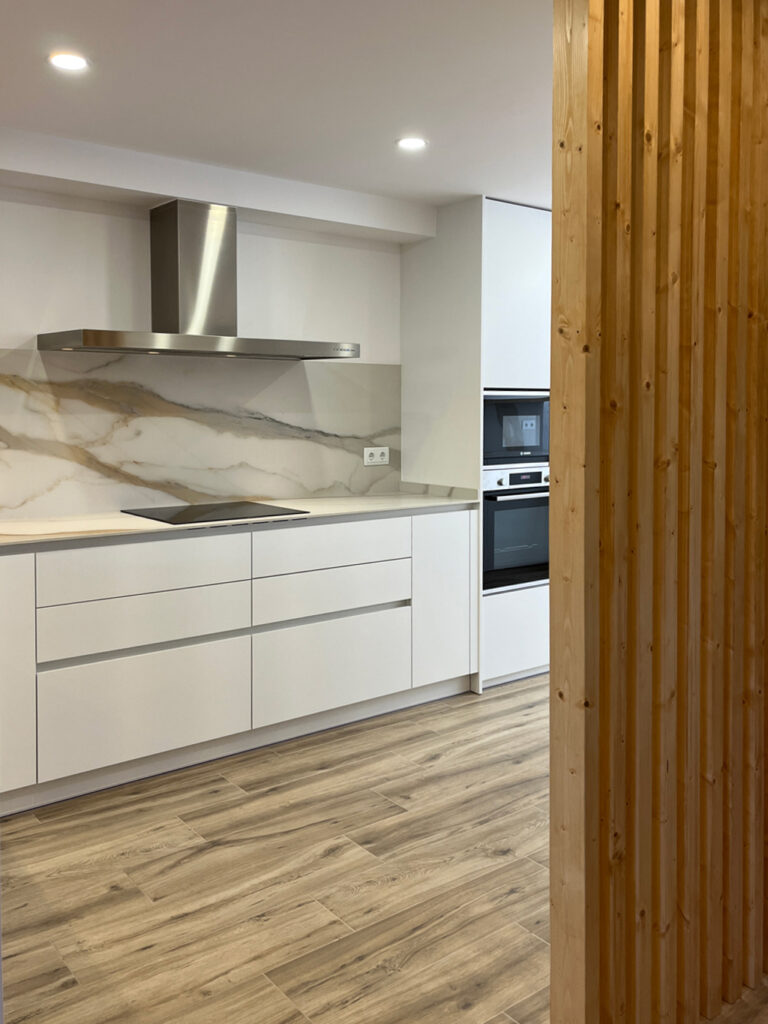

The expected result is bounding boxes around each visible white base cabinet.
[37,635,251,782]
[0,506,478,799]
[0,554,36,793]
[482,585,550,683]
[252,606,411,728]
[412,510,474,687]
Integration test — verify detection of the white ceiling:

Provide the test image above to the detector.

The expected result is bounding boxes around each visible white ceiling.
[0,0,552,208]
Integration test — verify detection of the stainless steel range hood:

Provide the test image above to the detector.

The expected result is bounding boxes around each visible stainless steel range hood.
[37,200,360,361]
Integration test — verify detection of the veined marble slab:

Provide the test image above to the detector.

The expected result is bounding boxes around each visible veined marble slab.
[0,349,402,519]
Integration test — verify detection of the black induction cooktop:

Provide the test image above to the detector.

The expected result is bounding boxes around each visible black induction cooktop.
[122,501,308,525]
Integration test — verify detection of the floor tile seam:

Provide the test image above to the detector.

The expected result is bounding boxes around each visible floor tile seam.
[360,778,551,833]
[504,983,550,1021]
[28,772,241,828]
[260,971,319,1022]
[216,756,428,799]
[369,763,551,808]
[312,855,531,934]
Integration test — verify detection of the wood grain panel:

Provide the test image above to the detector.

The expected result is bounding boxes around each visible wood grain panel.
[551,0,768,1020]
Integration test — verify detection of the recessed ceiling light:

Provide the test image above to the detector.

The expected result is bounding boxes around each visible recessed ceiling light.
[397,136,428,152]
[48,52,89,72]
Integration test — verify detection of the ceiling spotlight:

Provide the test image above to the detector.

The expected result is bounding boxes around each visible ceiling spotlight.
[397,136,428,152]
[48,52,89,72]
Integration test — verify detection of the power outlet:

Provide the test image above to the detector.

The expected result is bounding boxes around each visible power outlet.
[363,446,390,467]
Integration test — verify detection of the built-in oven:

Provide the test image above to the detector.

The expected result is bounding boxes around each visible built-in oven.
[483,391,550,465]
[483,465,549,591]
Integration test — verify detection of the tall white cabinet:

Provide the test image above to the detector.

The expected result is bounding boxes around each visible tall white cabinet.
[401,196,552,689]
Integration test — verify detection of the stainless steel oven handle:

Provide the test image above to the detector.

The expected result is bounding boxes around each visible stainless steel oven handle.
[486,492,549,502]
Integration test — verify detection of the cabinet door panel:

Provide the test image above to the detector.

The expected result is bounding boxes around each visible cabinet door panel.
[0,554,37,792]
[482,200,551,390]
[252,517,410,578]
[482,584,550,683]
[412,511,472,687]
[252,559,410,627]
[252,607,411,728]
[38,635,251,782]
[37,531,250,607]
[38,581,251,663]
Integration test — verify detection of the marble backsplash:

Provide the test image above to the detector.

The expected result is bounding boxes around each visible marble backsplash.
[0,349,402,519]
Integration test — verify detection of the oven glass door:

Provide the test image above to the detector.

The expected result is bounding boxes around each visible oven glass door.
[483,490,549,590]
[483,396,550,465]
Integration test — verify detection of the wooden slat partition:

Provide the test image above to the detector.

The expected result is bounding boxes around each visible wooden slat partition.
[551,0,768,1021]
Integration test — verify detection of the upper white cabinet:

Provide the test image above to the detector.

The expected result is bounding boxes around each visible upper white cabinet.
[401,196,552,491]
[0,554,37,793]
[482,199,552,391]
[412,510,475,687]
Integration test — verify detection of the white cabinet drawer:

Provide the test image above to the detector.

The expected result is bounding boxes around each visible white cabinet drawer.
[252,516,411,578]
[37,581,251,663]
[0,554,37,793]
[37,635,251,782]
[252,559,411,627]
[36,531,251,607]
[482,584,550,683]
[252,606,411,728]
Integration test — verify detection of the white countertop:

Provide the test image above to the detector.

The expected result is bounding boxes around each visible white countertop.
[0,494,478,549]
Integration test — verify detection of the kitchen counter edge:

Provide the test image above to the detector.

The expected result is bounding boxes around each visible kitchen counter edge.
[0,495,479,551]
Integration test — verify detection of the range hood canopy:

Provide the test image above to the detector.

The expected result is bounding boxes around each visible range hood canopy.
[37,199,360,361]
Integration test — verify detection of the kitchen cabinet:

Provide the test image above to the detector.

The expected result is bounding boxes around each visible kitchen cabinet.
[252,606,411,728]
[0,553,36,793]
[37,580,251,663]
[401,196,551,492]
[412,509,475,687]
[482,199,551,391]
[36,530,250,605]
[38,635,251,782]
[251,515,410,577]
[0,504,478,805]
[482,584,550,684]
[251,558,411,627]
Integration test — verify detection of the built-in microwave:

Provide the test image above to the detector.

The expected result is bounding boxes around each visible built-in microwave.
[483,391,550,465]
[483,465,549,591]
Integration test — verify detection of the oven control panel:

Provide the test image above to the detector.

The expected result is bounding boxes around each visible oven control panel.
[483,464,550,493]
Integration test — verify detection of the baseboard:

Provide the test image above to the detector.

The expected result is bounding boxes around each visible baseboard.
[482,664,550,689]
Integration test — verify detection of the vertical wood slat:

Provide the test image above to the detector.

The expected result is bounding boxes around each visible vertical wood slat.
[551,1,768,1021]
[550,1,604,1021]
[701,0,731,1013]
[722,0,749,1000]
[741,0,765,987]
[676,1,708,1020]
[629,0,657,1018]
[654,1,684,1018]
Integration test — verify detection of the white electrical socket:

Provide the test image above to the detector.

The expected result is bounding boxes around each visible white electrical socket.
[363,446,390,466]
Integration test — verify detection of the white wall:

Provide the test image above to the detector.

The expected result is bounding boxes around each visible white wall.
[0,188,403,518]
[0,187,401,364]
[238,220,400,365]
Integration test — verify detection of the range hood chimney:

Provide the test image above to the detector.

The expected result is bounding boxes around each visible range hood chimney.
[37,199,360,361]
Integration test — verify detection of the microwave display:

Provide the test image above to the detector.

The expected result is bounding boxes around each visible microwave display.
[502,414,541,449]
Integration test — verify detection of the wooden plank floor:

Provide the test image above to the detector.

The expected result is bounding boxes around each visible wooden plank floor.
[0,675,550,1024]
